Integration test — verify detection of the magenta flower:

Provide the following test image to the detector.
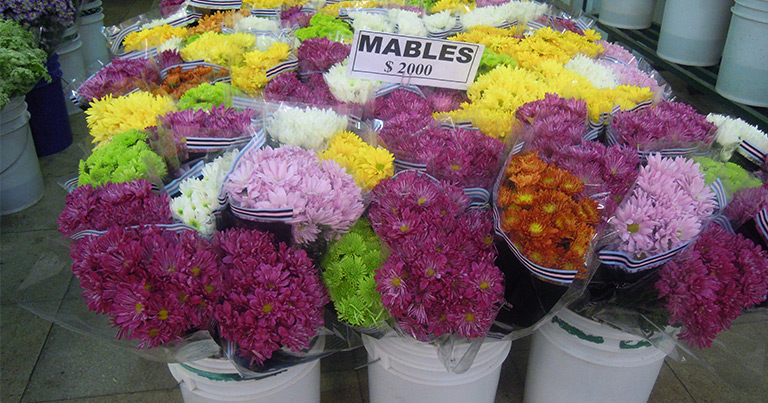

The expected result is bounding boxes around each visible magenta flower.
[611,101,716,151]
[369,171,504,340]
[282,5,313,28]
[214,228,328,365]
[724,184,768,227]
[159,0,186,17]
[157,49,185,70]
[157,105,254,157]
[70,226,223,348]
[263,72,341,107]
[516,94,588,155]
[374,89,432,121]
[656,224,768,348]
[297,37,351,75]
[423,87,468,113]
[77,58,162,103]
[58,180,173,237]
[222,146,364,245]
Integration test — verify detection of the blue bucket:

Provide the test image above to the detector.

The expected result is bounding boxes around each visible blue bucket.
[25,53,74,156]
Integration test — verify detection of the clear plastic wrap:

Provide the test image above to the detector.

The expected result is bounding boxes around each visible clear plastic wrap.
[104,6,201,60]
[70,56,163,110]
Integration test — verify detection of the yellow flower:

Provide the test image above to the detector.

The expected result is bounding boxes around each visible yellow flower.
[430,0,474,14]
[230,42,292,95]
[321,0,381,16]
[321,131,394,190]
[180,32,255,68]
[86,92,177,147]
[123,24,188,51]
[243,0,308,7]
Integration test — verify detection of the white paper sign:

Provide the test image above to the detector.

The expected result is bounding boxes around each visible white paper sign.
[347,30,485,90]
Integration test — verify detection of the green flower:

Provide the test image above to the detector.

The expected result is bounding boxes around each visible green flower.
[78,129,167,187]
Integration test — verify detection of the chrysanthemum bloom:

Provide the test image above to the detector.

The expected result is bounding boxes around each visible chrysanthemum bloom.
[374,89,433,121]
[611,101,716,152]
[58,179,172,236]
[657,224,768,348]
[153,65,229,100]
[70,226,223,348]
[157,105,253,157]
[297,37,350,75]
[723,184,768,227]
[177,82,236,111]
[231,42,293,95]
[320,131,394,190]
[122,24,188,52]
[180,32,255,68]
[78,129,168,187]
[263,72,342,107]
[77,58,162,103]
[369,171,504,340]
[222,146,365,244]
[214,228,328,364]
[86,92,177,146]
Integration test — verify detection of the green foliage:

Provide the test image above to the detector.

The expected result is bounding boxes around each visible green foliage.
[0,19,49,109]
[295,14,353,43]
[78,129,168,186]
[321,217,388,327]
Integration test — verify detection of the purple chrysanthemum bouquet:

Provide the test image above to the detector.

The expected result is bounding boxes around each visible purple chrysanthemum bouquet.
[297,37,350,76]
[515,93,589,155]
[609,101,716,156]
[263,72,341,107]
[222,145,365,245]
[724,184,768,247]
[282,5,314,28]
[214,228,328,365]
[656,224,768,348]
[159,0,187,17]
[608,154,716,264]
[58,180,173,237]
[155,105,254,159]
[368,171,505,341]
[70,226,223,348]
[76,58,163,104]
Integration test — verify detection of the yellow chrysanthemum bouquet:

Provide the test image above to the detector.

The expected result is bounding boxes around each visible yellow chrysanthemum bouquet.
[320,131,395,190]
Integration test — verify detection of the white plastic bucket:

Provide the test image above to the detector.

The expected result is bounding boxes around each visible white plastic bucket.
[715,0,768,106]
[523,309,667,403]
[599,0,658,29]
[57,35,85,115]
[168,337,324,403]
[1,97,45,215]
[78,12,110,70]
[657,0,735,66]
[362,334,512,403]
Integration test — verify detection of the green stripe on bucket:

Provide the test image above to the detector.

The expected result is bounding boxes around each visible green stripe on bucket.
[619,340,652,349]
[552,316,604,344]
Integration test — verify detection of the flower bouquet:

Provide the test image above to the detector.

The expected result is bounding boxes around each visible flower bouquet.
[153,64,230,100]
[1,0,75,54]
[707,113,768,172]
[74,58,163,106]
[0,19,49,109]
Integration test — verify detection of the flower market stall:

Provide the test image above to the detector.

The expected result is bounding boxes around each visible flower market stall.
[12,0,768,402]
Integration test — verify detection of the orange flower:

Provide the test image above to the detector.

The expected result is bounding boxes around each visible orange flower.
[559,171,584,195]
[574,197,600,225]
[509,186,537,208]
[539,166,564,189]
[189,10,250,35]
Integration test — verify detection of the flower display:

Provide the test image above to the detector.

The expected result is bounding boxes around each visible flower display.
[656,224,768,348]
[122,24,189,52]
[460,1,549,30]
[693,157,763,200]
[157,105,254,157]
[234,15,282,33]
[321,218,388,328]
[153,65,229,100]
[374,89,432,121]
[0,19,49,109]
[78,129,168,187]
[70,226,223,348]
[707,113,768,163]
[58,180,173,237]
[159,0,186,17]
[610,154,716,259]
[230,42,293,95]
[323,59,382,104]
[214,227,328,364]
[157,49,185,70]
[294,13,353,42]
[86,92,177,147]
[266,104,348,149]
[177,82,236,111]
[243,0,307,7]
[1,0,75,53]
[565,55,619,90]
[724,184,768,227]
[423,87,468,113]
[348,11,395,34]
[388,9,428,37]
[282,5,313,28]
[297,37,350,75]
[320,131,394,190]
[496,152,601,274]
[477,49,517,75]
[422,10,458,33]
[368,171,504,340]
[188,9,250,35]
[515,93,588,153]
[611,101,716,152]
[171,151,238,236]
[77,58,162,103]
[180,32,256,67]
[222,146,365,244]
[264,72,341,106]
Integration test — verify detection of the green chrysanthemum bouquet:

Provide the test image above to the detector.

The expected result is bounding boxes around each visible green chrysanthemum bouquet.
[78,129,167,186]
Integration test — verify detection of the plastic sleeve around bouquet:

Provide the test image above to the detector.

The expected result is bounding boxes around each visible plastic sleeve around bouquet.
[16,224,223,364]
[153,60,230,100]
[104,6,200,60]
[366,170,510,372]
[706,113,768,172]
[71,57,163,109]
[263,101,351,150]
[459,1,550,31]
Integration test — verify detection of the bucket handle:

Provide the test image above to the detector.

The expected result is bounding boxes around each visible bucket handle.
[0,128,31,176]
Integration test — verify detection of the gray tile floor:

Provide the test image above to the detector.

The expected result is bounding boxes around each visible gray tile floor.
[2,1,767,402]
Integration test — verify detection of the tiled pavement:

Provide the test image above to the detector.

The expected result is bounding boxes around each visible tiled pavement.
[1,1,766,401]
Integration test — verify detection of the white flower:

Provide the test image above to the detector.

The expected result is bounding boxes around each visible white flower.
[324,58,382,104]
[349,11,395,33]
[565,55,619,89]
[170,151,237,237]
[423,11,457,33]
[235,16,282,34]
[707,113,768,161]
[461,1,549,29]
[158,36,184,53]
[266,106,348,150]
[389,9,427,37]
